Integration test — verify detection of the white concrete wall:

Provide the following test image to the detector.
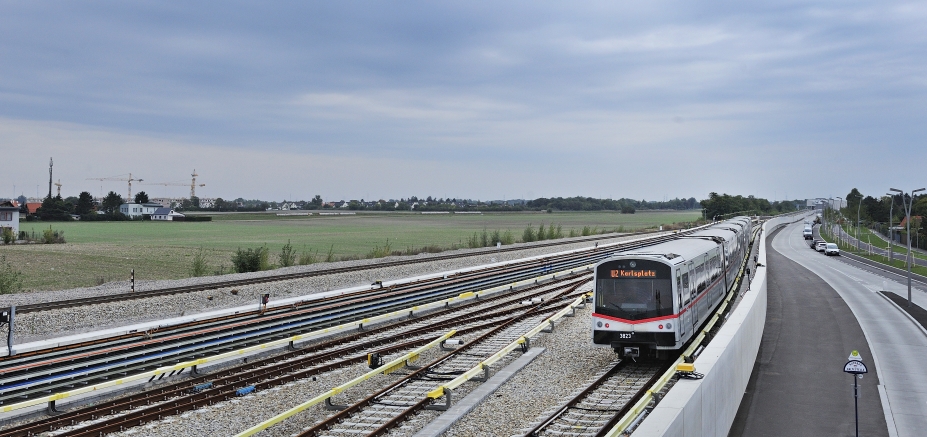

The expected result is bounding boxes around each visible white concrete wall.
[633,212,810,437]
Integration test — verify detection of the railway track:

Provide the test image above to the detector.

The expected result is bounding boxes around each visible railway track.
[292,292,583,437]
[0,228,695,409]
[5,232,655,315]
[516,221,767,437]
[0,274,589,437]
[520,361,668,437]
[0,251,594,405]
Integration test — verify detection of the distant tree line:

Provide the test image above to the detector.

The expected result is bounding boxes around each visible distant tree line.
[699,192,799,220]
[838,188,927,249]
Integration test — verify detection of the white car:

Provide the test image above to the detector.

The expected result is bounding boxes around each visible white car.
[815,241,827,252]
[824,243,840,256]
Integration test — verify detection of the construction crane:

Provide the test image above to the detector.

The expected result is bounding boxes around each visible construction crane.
[54,179,62,197]
[86,173,143,200]
[143,170,204,198]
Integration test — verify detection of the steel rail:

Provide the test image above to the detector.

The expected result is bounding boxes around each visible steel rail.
[291,280,591,437]
[5,231,658,314]
[0,258,591,404]
[0,275,584,437]
[0,278,588,437]
[0,228,684,391]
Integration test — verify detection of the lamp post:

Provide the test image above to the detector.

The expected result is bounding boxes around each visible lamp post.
[835,197,843,245]
[887,193,895,265]
[889,187,925,307]
[856,197,862,253]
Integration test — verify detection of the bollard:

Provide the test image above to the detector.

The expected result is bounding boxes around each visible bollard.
[131,269,135,292]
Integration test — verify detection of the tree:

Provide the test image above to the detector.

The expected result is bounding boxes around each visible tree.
[75,191,95,215]
[310,195,323,208]
[36,195,73,221]
[134,191,149,204]
[102,191,124,214]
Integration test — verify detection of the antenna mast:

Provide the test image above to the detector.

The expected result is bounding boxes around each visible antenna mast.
[48,157,53,198]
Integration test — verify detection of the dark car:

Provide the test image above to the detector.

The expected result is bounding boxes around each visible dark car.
[810,239,824,249]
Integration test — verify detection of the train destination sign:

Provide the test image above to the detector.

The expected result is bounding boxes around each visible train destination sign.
[844,360,868,375]
[610,269,657,278]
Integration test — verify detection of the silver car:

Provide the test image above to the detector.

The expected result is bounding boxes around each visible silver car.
[824,243,840,256]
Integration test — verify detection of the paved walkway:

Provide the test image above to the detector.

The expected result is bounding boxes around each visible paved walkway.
[729,224,888,437]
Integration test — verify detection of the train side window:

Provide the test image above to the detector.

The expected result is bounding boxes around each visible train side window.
[682,271,690,304]
[701,262,708,291]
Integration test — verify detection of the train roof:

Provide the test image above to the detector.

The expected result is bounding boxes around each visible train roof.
[610,237,719,265]
[683,227,737,242]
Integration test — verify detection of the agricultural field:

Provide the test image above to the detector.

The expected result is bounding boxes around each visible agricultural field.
[2,210,701,292]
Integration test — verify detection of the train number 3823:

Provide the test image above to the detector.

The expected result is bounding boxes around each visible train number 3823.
[618,333,633,339]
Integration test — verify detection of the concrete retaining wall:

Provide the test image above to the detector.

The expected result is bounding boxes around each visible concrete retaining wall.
[633,213,810,436]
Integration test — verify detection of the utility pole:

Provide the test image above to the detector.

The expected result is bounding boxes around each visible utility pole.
[47,157,53,199]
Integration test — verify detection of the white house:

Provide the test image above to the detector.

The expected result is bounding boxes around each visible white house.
[121,203,168,218]
[151,207,185,221]
[119,203,144,218]
[0,201,19,237]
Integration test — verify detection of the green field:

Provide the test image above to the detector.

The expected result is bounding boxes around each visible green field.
[3,210,702,292]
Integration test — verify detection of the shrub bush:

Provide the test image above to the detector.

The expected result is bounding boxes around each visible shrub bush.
[42,226,65,244]
[522,224,536,242]
[2,228,14,244]
[279,240,296,267]
[191,247,209,277]
[231,246,269,273]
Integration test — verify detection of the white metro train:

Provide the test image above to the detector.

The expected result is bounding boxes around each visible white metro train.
[592,217,753,358]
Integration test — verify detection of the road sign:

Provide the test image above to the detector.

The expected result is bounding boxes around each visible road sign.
[847,350,863,362]
[844,360,868,374]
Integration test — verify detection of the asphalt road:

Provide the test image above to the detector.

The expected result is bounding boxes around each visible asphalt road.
[729,223,896,437]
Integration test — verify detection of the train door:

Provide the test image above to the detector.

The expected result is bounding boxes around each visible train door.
[676,268,686,337]
[681,262,695,333]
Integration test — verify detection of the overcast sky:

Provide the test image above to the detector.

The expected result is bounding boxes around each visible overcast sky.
[1,1,925,203]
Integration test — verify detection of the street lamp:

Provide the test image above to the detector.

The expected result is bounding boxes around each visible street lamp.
[886,193,895,265]
[889,187,926,307]
[856,197,862,253]
[835,197,843,245]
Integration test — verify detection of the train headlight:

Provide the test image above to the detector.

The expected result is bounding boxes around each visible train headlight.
[666,322,672,329]
[658,324,663,329]
[597,321,603,327]
[605,323,610,328]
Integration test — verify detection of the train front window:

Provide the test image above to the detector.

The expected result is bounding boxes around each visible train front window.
[596,279,673,321]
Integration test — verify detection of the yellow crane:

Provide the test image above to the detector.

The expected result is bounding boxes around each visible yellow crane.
[144,170,204,198]
[86,173,143,199]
